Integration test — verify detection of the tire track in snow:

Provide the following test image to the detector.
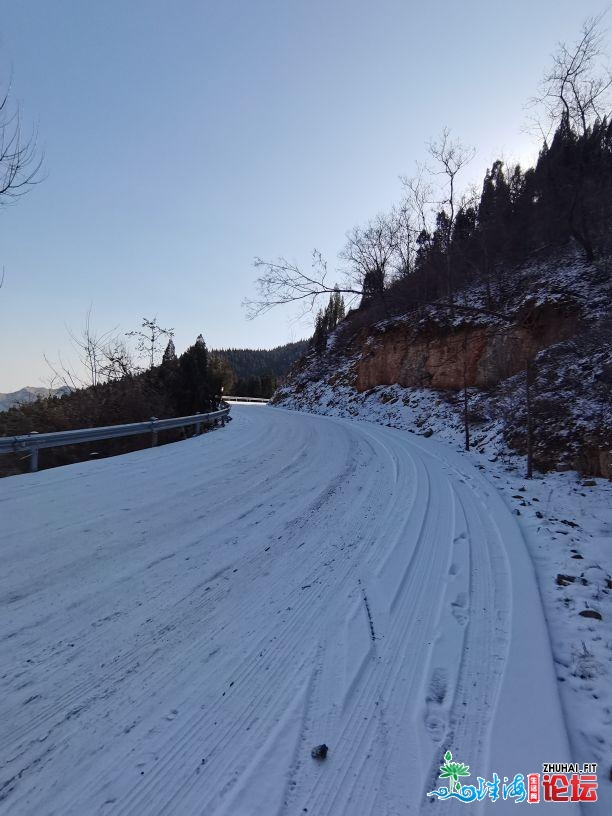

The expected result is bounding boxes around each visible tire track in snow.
[0,407,574,815]
[42,417,391,814]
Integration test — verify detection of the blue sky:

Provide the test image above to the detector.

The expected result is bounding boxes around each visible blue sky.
[0,0,607,390]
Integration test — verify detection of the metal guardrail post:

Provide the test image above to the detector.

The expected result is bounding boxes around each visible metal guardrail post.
[27,432,40,472]
[195,412,202,435]
[150,417,158,447]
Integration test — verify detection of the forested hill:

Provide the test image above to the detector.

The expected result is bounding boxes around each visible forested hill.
[212,341,308,380]
[270,91,612,475]
[211,341,308,396]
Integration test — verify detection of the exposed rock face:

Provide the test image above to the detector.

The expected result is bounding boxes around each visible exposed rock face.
[356,303,580,392]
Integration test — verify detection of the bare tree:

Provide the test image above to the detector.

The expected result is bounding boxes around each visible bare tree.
[340,213,401,310]
[400,168,435,237]
[100,338,138,381]
[70,312,114,388]
[395,171,438,303]
[535,13,612,137]
[393,202,415,279]
[244,249,363,319]
[44,306,145,391]
[529,14,612,262]
[427,128,475,316]
[0,78,43,204]
[491,304,542,479]
[127,317,174,369]
[246,133,473,321]
[45,308,121,390]
[525,357,535,479]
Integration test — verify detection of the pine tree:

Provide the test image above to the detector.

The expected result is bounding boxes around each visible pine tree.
[162,338,177,365]
[477,161,512,285]
[311,309,326,354]
[310,290,346,355]
[178,334,212,413]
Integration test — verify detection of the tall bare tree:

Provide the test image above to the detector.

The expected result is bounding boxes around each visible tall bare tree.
[340,213,401,310]
[531,14,612,262]
[427,128,475,316]
[44,308,129,390]
[0,78,42,204]
[535,13,612,137]
[393,201,416,279]
[398,169,433,248]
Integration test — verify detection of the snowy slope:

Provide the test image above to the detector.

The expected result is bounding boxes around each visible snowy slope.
[0,405,582,814]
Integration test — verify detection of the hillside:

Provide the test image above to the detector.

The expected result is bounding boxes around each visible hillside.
[212,340,308,380]
[273,247,612,477]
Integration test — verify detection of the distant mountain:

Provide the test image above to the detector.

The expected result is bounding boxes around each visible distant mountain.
[0,386,70,413]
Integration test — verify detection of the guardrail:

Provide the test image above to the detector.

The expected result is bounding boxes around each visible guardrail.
[223,396,270,403]
[0,406,230,472]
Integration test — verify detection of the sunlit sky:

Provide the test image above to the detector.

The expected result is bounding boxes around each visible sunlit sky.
[0,0,607,390]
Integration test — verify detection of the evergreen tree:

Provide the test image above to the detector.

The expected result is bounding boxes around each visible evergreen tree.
[312,308,327,354]
[310,289,346,354]
[162,338,177,365]
[476,160,512,290]
[177,334,213,414]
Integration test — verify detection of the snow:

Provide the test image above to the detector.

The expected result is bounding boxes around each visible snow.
[276,383,612,810]
[362,247,610,343]
[1,404,600,813]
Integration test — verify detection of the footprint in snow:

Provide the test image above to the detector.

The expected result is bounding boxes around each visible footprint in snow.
[451,593,469,626]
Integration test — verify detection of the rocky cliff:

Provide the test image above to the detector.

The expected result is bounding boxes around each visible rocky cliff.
[355,300,580,392]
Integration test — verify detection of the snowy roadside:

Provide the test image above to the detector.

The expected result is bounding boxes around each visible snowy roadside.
[275,381,612,804]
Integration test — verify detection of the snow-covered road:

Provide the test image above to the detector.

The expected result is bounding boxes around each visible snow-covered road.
[0,406,578,814]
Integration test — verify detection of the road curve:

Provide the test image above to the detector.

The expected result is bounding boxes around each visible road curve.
[0,405,576,814]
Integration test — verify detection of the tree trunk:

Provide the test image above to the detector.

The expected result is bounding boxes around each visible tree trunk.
[525,359,534,479]
[463,332,470,452]
[447,252,455,319]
